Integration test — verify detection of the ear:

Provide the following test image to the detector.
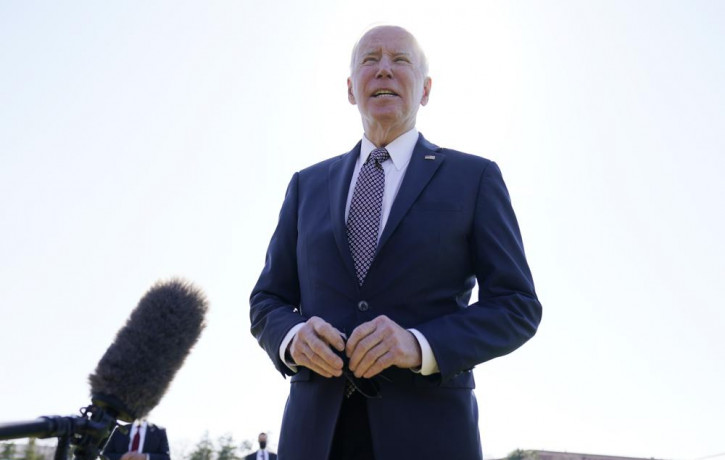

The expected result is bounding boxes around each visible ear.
[420,76,432,106]
[347,77,356,105]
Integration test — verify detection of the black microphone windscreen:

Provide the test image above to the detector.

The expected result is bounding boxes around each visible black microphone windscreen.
[88,279,208,421]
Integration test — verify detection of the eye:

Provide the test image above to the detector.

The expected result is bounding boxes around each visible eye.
[362,56,378,64]
[394,56,411,63]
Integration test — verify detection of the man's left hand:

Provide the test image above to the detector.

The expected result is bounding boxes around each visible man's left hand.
[346,315,422,378]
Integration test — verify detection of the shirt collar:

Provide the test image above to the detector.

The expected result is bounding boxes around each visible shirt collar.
[360,128,419,171]
[130,420,147,434]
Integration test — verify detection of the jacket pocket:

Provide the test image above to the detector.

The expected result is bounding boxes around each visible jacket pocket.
[290,367,312,382]
[412,369,475,389]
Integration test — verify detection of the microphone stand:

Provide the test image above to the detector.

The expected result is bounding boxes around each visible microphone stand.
[0,404,118,460]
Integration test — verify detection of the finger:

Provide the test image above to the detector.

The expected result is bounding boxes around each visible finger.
[312,320,346,352]
[292,322,344,375]
[353,341,389,378]
[307,334,344,373]
[362,351,397,379]
[351,319,421,376]
[295,337,342,376]
[346,320,378,359]
[348,315,396,370]
[294,340,339,377]
[303,316,345,353]
[348,329,384,372]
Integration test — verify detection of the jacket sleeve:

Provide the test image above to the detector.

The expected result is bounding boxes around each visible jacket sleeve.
[415,161,542,379]
[250,173,307,376]
[101,429,125,460]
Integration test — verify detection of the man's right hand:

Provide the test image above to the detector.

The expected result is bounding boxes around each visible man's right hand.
[288,316,345,378]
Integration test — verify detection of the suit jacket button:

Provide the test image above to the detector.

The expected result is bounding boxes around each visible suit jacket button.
[357,300,369,311]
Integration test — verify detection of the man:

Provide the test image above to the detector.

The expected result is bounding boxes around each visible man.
[250,25,542,460]
[245,433,277,460]
[101,419,170,460]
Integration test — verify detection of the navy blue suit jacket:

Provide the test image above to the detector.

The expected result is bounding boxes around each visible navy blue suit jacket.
[251,134,541,460]
[101,423,170,460]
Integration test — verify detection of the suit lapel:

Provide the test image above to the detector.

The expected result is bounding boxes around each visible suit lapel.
[328,136,443,287]
[376,135,444,255]
[329,142,361,281]
[145,425,156,450]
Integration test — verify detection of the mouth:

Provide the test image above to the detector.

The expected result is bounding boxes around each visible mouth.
[371,89,398,98]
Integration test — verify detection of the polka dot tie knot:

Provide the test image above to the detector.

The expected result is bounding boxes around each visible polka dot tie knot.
[347,147,390,286]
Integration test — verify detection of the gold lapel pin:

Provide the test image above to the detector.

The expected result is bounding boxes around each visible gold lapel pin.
[424,155,436,160]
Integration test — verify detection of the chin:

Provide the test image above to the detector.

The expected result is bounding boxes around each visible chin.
[368,108,405,123]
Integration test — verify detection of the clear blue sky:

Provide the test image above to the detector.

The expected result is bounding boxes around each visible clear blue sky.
[1,1,723,459]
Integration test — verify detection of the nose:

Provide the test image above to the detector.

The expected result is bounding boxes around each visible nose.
[375,56,393,78]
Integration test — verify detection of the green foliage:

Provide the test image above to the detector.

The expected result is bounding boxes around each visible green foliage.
[1,442,17,460]
[183,432,256,460]
[216,434,242,460]
[22,438,43,460]
[187,432,215,460]
[240,439,253,453]
[507,449,535,460]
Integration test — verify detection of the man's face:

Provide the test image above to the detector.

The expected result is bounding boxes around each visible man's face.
[347,26,431,135]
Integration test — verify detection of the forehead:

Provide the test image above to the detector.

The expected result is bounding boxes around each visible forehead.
[355,27,419,57]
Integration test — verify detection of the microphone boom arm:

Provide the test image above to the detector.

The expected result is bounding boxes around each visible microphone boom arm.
[0,404,118,460]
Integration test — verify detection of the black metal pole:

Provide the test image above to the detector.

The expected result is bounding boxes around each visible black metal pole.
[0,405,117,460]
[0,416,76,441]
[55,435,71,460]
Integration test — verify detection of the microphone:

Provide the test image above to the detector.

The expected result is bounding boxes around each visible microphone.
[0,278,208,459]
[89,278,208,422]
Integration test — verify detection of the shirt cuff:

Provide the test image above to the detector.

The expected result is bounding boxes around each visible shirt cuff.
[279,323,305,372]
[408,328,439,375]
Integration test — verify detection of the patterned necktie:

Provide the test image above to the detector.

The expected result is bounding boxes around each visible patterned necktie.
[347,147,390,286]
